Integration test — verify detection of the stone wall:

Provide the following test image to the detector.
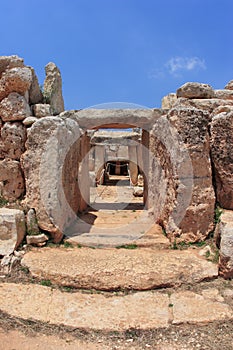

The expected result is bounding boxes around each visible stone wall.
[0,56,233,253]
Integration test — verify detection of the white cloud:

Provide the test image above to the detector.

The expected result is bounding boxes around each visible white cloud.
[165,56,206,76]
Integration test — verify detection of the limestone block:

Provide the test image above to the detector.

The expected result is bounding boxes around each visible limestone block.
[0,159,25,201]
[161,93,177,109]
[0,67,32,101]
[151,107,215,241]
[0,55,24,77]
[0,208,26,256]
[0,92,31,122]
[0,122,26,160]
[210,111,233,209]
[21,116,82,242]
[217,210,233,278]
[214,89,233,100]
[173,97,233,113]
[23,116,39,127]
[225,80,233,90]
[43,62,64,115]
[32,103,51,118]
[26,234,48,246]
[176,82,214,99]
[28,67,43,104]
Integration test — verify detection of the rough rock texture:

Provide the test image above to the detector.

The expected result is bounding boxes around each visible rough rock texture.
[0,208,25,255]
[0,67,32,101]
[0,55,24,77]
[0,92,31,122]
[214,89,233,100]
[43,62,64,115]
[161,93,177,109]
[225,80,233,90]
[173,97,233,113]
[32,103,51,118]
[21,116,82,242]
[26,233,48,246]
[210,110,233,209]
[217,210,233,278]
[22,116,38,126]
[171,290,232,324]
[28,67,43,104]
[150,107,215,242]
[0,122,26,160]
[21,247,218,290]
[0,159,25,200]
[0,283,232,331]
[176,82,214,99]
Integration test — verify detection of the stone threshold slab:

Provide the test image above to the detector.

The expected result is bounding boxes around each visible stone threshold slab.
[0,283,232,331]
[22,247,218,290]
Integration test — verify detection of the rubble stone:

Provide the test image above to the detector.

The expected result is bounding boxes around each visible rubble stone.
[0,208,26,256]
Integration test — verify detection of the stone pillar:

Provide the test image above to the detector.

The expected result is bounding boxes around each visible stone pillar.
[137,143,143,172]
[79,133,90,212]
[142,130,150,208]
[115,161,121,175]
[94,145,105,185]
[128,145,138,185]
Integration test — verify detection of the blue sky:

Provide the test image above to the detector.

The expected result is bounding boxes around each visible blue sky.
[1,0,233,110]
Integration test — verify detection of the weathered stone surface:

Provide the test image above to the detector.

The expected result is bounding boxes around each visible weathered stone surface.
[0,283,170,330]
[0,67,32,101]
[32,103,51,118]
[176,82,214,99]
[133,186,143,197]
[210,111,233,209]
[162,93,177,109]
[0,55,24,77]
[0,208,26,255]
[171,290,233,324]
[0,159,25,200]
[0,122,26,160]
[61,108,163,130]
[214,89,233,100]
[173,97,233,113]
[0,92,31,122]
[43,62,64,115]
[217,210,233,278]
[28,67,43,104]
[21,116,82,242]
[1,283,232,331]
[26,233,48,246]
[225,80,233,90]
[21,247,218,290]
[150,107,215,241]
[22,116,38,126]
[26,208,40,235]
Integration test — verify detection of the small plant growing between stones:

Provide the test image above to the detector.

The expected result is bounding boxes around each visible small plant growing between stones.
[63,241,74,248]
[116,244,138,249]
[214,205,223,224]
[0,196,8,207]
[40,279,52,287]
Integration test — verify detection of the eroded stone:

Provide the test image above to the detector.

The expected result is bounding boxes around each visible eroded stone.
[0,92,31,122]
[0,208,26,255]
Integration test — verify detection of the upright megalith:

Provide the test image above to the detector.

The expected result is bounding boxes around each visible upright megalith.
[43,62,64,115]
[150,107,215,242]
[210,108,233,209]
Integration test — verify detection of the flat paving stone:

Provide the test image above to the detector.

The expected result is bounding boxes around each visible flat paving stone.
[0,283,232,331]
[22,247,218,290]
[171,290,233,324]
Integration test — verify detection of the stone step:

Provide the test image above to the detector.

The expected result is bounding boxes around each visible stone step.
[0,282,232,331]
[21,246,218,291]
